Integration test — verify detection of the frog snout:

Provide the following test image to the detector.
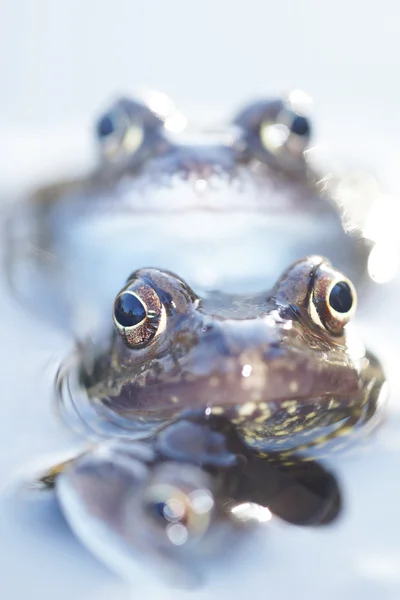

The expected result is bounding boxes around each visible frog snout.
[187,318,360,408]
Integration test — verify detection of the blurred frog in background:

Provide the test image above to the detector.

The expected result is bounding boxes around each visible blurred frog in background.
[4,89,376,335]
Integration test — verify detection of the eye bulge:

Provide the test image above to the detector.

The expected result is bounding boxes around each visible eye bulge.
[309,263,357,336]
[113,278,167,349]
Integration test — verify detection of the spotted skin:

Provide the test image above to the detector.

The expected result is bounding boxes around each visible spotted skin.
[57,256,386,459]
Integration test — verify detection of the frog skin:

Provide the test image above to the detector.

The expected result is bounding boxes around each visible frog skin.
[57,256,386,458]
[35,414,341,585]
[30,255,381,584]
[5,90,372,333]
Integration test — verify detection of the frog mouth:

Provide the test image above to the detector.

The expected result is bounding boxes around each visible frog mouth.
[54,344,387,449]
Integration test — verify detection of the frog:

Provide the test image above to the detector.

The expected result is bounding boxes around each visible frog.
[57,255,386,456]
[29,255,383,584]
[4,89,375,335]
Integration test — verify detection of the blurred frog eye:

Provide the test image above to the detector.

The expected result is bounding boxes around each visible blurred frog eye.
[96,113,116,138]
[309,263,357,335]
[260,93,312,157]
[143,478,215,546]
[95,100,145,161]
[113,278,167,349]
[234,89,313,170]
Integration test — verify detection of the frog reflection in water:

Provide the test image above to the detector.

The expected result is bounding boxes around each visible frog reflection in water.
[50,414,342,586]
[6,90,372,332]
[42,256,385,583]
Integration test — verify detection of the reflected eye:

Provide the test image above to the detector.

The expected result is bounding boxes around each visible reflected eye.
[113,280,166,349]
[309,264,357,335]
[144,482,215,546]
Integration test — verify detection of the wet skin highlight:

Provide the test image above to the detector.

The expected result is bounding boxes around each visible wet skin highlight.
[67,256,384,457]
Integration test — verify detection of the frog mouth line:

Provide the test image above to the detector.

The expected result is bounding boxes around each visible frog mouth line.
[54,345,387,454]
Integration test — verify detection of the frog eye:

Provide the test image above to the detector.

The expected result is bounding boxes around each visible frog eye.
[234,89,313,170]
[95,99,147,162]
[309,264,357,335]
[259,92,312,157]
[95,93,173,163]
[143,476,215,546]
[113,280,167,349]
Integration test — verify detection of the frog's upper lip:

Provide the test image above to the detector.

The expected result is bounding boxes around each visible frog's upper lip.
[55,340,362,442]
[112,349,361,413]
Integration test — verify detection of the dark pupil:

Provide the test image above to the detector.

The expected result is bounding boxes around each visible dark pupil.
[329,282,353,313]
[96,114,115,138]
[291,115,310,137]
[114,293,146,327]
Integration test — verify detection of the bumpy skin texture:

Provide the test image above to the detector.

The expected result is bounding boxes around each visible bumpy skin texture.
[61,256,385,457]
